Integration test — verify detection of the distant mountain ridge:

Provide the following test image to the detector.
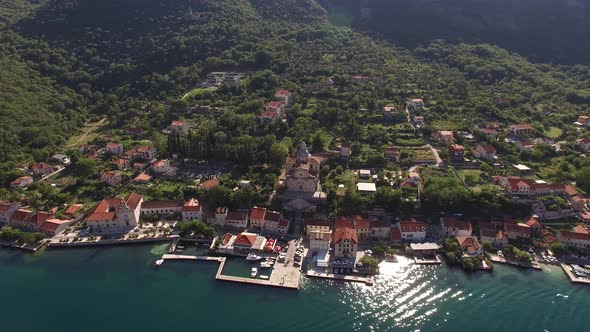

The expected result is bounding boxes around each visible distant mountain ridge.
[320,0,590,65]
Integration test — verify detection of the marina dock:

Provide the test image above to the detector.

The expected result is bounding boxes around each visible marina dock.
[158,254,301,290]
[560,263,590,285]
[214,257,301,290]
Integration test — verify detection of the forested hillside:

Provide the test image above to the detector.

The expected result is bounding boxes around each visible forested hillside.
[1,0,590,191]
[321,0,590,65]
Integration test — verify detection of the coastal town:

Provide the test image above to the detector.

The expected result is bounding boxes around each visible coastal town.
[2,79,590,289]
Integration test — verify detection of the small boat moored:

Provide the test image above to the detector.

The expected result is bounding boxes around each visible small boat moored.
[251,268,258,278]
[155,259,164,267]
[259,275,269,280]
[246,253,263,261]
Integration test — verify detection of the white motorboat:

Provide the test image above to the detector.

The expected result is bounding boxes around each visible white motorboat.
[246,253,263,261]
[259,275,269,280]
[260,261,272,268]
[155,259,164,267]
[251,268,258,278]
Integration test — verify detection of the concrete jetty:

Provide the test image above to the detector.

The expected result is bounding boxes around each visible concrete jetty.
[215,257,300,290]
[560,263,590,285]
[161,254,223,262]
[306,270,374,285]
[158,254,301,290]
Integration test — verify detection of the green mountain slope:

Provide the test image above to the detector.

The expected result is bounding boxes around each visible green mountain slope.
[0,0,589,177]
[321,0,590,65]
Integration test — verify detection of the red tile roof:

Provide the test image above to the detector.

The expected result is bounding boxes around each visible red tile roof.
[564,185,579,197]
[233,233,256,247]
[442,218,472,232]
[266,101,284,108]
[573,225,589,234]
[275,89,290,97]
[226,211,248,221]
[525,216,541,228]
[505,223,531,236]
[335,217,355,229]
[133,172,152,183]
[10,176,32,186]
[456,236,481,252]
[333,226,358,244]
[354,218,370,230]
[259,110,278,118]
[124,193,143,210]
[65,204,83,215]
[250,206,267,220]
[182,198,201,212]
[40,219,69,233]
[399,218,427,233]
[558,230,590,241]
[304,218,331,227]
[480,144,496,153]
[201,178,220,190]
[11,209,33,223]
[0,202,15,213]
[265,211,281,222]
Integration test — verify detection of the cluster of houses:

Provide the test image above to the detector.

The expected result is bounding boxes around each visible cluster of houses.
[83,193,291,237]
[9,160,67,189]
[0,201,83,236]
[493,176,590,221]
[303,216,426,273]
[258,89,292,123]
[99,142,166,186]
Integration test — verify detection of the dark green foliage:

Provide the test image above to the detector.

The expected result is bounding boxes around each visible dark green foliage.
[176,220,215,239]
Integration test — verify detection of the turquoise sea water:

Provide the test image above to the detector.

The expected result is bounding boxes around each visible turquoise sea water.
[1,245,588,332]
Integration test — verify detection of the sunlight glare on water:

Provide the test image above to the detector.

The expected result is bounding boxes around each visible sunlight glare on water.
[338,256,459,331]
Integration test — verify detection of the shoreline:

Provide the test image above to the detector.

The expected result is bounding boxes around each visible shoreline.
[46,236,175,248]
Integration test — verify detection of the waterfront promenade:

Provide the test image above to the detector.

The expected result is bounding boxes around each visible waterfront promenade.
[489,254,542,270]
